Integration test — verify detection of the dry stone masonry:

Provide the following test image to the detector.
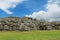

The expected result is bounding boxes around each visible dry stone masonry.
[0,16,60,31]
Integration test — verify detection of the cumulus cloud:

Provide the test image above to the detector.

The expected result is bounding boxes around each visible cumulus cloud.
[25,0,60,21]
[25,11,47,19]
[0,0,25,14]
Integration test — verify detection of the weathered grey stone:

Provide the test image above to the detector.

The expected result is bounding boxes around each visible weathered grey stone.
[0,16,60,31]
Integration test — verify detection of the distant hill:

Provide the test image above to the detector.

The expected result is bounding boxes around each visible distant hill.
[0,16,60,31]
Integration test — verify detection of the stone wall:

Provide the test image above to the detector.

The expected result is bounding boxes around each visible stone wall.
[0,16,60,31]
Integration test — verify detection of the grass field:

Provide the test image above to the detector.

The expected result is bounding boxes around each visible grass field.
[0,30,60,40]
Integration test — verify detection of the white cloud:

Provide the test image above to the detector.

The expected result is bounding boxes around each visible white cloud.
[25,0,60,21]
[0,0,25,14]
[25,11,47,20]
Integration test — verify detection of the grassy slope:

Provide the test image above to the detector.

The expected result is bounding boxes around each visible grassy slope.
[0,30,60,40]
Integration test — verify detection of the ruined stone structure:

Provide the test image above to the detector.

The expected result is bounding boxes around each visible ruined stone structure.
[0,16,60,31]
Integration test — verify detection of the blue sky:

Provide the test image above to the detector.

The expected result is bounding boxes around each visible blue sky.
[0,0,60,21]
[0,0,47,17]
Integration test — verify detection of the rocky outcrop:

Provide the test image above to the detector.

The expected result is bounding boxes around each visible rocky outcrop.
[0,16,60,31]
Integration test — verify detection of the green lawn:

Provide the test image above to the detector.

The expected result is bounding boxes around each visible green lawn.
[0,30,60,40]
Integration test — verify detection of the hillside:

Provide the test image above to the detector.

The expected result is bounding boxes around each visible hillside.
[0,16,60,31]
